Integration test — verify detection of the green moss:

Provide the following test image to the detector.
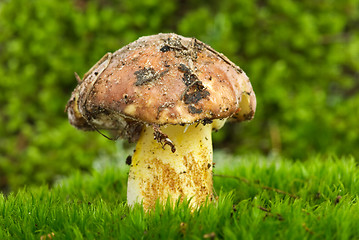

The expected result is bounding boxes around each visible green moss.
[1,155,359,239]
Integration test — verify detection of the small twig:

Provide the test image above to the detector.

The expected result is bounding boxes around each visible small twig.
[302,223,315,235]
[261,185,298,199]
[213,174,299,199]
[213,174,250,184]
[258,206,271,212]
[258,206,284,221]
[180,80,201,101]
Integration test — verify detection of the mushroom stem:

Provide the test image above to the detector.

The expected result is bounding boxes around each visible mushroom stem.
[127,123,214,209]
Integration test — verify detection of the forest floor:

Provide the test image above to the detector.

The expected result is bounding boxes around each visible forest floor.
[1,153,358,239]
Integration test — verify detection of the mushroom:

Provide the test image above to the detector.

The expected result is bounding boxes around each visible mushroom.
[66,33,256,210]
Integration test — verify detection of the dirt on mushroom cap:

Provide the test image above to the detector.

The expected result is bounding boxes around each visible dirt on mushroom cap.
[66,33,256,141]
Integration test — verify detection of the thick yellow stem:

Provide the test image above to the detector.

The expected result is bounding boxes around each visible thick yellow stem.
[127,123,213,209]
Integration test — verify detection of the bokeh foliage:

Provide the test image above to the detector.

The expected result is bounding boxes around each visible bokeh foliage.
[0,0,358,191]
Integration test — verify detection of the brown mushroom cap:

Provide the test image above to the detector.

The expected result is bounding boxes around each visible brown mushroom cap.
[66,33,256,141]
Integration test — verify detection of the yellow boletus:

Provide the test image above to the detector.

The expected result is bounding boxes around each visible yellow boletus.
[66,33,256,210]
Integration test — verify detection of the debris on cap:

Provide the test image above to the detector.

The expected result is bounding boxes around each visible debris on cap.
[66,33,256,142]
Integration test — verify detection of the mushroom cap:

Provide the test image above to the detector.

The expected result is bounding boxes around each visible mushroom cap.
[66,33,256,140]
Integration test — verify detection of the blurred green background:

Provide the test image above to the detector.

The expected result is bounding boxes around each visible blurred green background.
[0,0,358,192]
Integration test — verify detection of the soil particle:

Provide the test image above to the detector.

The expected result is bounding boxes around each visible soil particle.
[183,85,210,104]
[178,63,210,109]
[201,118,213,125]
[188,105,203,114]
[160,45,170,52]
[126,155,132,165]
[134,67,158,86]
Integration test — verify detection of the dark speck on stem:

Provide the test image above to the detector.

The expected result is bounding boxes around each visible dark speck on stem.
[126,155,132,165]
